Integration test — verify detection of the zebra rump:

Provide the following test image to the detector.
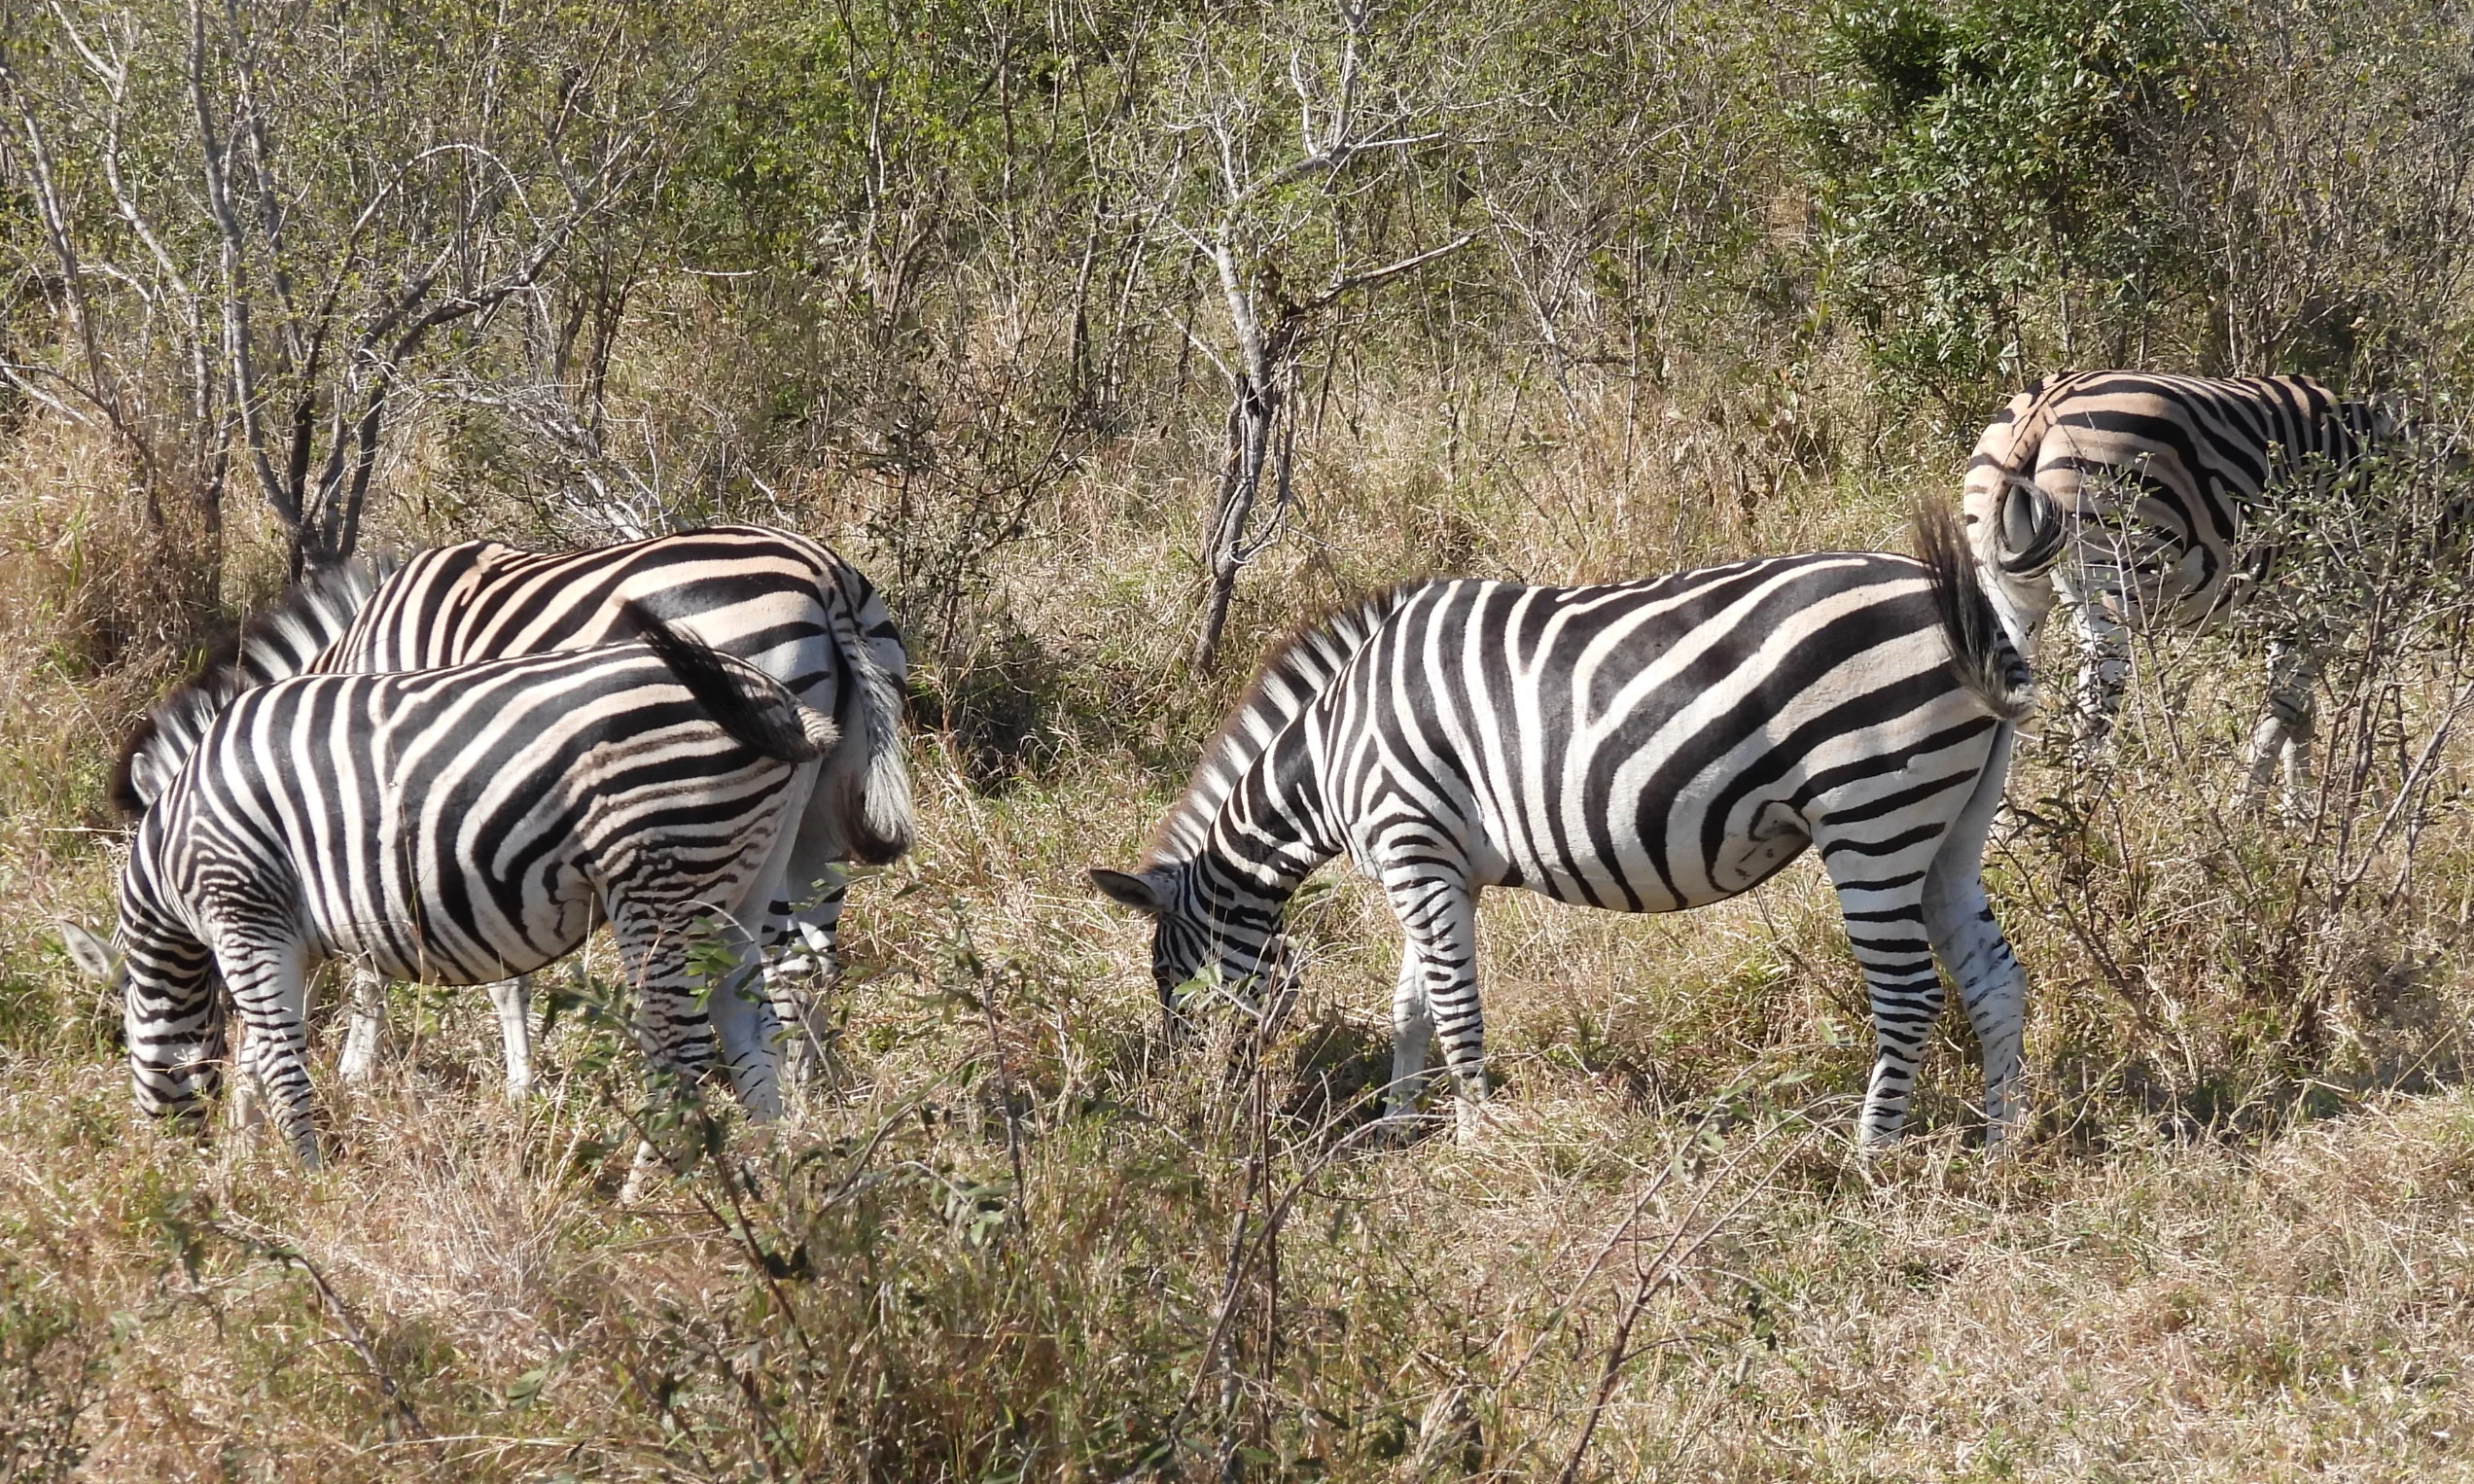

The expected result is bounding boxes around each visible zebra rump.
[1960,369,2417,805]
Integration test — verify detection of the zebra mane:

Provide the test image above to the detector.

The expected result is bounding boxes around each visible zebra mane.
[1145,583,1426,866]
[110,557,392,817]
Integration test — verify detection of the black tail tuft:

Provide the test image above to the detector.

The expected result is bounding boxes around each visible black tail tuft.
[1916,502,2037,722]
[622,601,840,763]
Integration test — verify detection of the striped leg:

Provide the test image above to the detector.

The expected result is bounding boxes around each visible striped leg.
[2243,634,2325,816]
[761,864,847,1090]
[215,934,321,1167]
[708,938,785,1123]
[124,935,225,1126]
[612,910,778,1206]
[614,904,784,1123]
[337,966,386,1082]
[1380,866,1489,1142]
[488,976,536,1098]
[1820,844,1946,1148]
[2068,591,2133,755]
[1382,939,1436,1130]
[1923,725,2028,1148]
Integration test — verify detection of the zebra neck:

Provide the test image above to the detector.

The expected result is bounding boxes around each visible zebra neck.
[1187,732,1338,911]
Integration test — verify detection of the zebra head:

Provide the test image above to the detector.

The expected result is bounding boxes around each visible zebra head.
[1087,862,1292,1027]
[61,916,229,1120]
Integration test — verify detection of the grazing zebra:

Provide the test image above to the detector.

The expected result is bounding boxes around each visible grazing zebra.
[110,526,912,1091]
[1961,371,2405,803]
[62,609,839,1166]
[1091,507,2044,1148]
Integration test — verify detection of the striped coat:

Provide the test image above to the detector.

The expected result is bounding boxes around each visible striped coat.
[1094,509,2040,1148]
[1961,371,2393,799]
[79,613,837,1165]
[112,526,911,1089]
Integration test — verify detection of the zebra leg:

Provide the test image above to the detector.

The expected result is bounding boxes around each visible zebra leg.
[2273,639,2325,816]
[616,907,783,1123]
[2240,635,2326,816]
[707,938,786,1124]
[610,922,781,1203]
[708,793,815,1120]
[616,912,720,1085]
[486,976,535,1099]
[2068,592,2133,755]
[761,864,847,1090]
[336,965,386,1082]
[1382,941,1434,1131]
[1922,724,2029,1148]
[1820,850,1947,1149]
[611,914,712,1204]
[216,936,322,1168]
[226,1040,262,1135]
[1380,867,1489,1143]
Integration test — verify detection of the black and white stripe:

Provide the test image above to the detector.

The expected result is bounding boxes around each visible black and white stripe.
[113,526,912,1089]
[1962,371,2396,800]
[1093,511,2039,1148]
[89,610,838,1165]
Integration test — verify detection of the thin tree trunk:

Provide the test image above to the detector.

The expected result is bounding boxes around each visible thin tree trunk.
[1192,372,1282,673]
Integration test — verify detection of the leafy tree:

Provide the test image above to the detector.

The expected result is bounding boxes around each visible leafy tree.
[1804,0,2191,406]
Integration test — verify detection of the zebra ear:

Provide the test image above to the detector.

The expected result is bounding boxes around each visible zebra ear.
[1088,866,1169,915]
[58,921,122,983]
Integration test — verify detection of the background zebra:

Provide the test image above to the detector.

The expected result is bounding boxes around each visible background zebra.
[1960,371,2410,804]
[64,609,839,1166]
[112,525,912,1092]
[1091,506,2043,1148]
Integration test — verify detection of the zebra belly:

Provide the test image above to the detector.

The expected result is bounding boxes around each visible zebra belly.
[1484,796,1812,914]
[305,856,598,986]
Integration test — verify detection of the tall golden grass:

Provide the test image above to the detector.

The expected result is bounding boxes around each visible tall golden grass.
[7,349,2474,1479]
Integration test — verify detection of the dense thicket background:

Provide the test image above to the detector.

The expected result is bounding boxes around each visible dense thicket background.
[8,0,2474,1477]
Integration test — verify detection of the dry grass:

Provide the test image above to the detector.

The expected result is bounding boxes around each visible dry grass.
[8,368,2474,1481]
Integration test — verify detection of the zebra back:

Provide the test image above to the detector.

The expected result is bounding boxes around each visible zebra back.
[111,559,389,817]
[1146,585,1425,866]
[315,525,913,863]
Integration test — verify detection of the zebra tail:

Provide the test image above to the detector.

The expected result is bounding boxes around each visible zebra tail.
[623,601,841,763]
[822,566,914,865]
[1915,502,2038,723]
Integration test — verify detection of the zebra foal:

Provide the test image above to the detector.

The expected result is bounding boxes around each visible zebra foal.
[110,525,912,1093]
[1092,508,2044,1148]
[65,609,837,1166]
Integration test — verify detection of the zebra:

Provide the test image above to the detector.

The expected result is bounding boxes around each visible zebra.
[1960,371,2414,806]
[61,607,839,1167]
[1090,506,2045,1149]
[108,526,912,1093]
